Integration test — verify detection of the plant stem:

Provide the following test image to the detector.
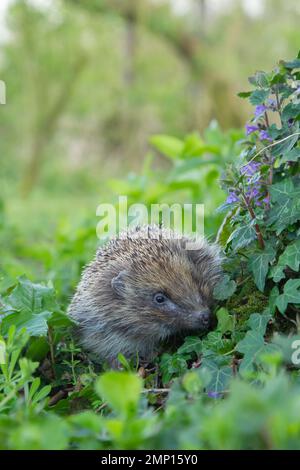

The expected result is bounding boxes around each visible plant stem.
[241,192,265,249]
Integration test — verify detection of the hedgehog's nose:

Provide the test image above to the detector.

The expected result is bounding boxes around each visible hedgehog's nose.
[196,309,211,327]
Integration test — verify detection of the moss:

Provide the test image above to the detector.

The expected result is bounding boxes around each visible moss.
[226,280,269,325]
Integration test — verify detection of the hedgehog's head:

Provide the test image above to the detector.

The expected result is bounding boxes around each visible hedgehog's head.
[110,237,222,336]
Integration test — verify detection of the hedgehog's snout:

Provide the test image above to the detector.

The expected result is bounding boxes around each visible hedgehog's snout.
[193,308,211,329]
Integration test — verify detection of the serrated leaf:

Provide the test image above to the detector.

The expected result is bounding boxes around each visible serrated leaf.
[227,224,256,250]
[7,276,58,315]
[248,71,269,88]
[213,275,236,300]
[1,310,52,336]
[249,89,269,105]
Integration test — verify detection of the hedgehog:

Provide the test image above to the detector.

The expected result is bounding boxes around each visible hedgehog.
[68,225,222,365]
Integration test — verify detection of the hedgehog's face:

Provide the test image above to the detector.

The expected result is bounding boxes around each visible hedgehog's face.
[149,290,212,332]
[110,240,221,335]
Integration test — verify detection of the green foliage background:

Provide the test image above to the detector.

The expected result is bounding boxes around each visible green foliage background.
[0,0,300,450]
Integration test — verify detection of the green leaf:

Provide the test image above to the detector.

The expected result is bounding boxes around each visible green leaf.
[270,180,296,203]
[6,276,58,315]
[201,357,232,394]
[279,146,300,163]
[237,91,252,98]
[150,135,183,159]
[247,312,271,335]
[249,246,276,291]
[276,279,300,314]
[213,275,237,300]
[168,156,219,181]
[269,286,280,315]
[177,336,202,356]
[95,372,142,417]
[227,224,257,250]
[272,132,299,157]
[282,59,300,69]
[281,104,300,122]
[216,308,234,334]
[236,330,277,374]
[249,89,269,105]
[1,310,52,336]
[248,71,269,88]
[271,240,300,282]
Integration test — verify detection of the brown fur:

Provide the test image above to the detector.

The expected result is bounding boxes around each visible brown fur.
[68,225,222,363]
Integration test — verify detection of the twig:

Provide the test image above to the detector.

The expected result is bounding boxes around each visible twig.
[241,132,300,167]
[48,327,56,380]
[48,389,68,406]
[241,192,265,250]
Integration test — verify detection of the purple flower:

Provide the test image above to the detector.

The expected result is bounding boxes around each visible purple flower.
[295,86,300,95]
[207,391,223,399]
[246,124,259,135]
[263,194,270,205]
[255,104,267,117]
[246,187,261,203]
[226,192,239,204]
[259,130,272,142]
[240,161,261,177]
[266,98,277,110]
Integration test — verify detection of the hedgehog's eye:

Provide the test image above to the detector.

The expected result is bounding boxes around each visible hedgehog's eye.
[153,292,167,304]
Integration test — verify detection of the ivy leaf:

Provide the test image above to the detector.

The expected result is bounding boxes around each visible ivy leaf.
[276,279,300,314]
[279,146,300,164]
[269,286,280,315]
[213,275,237,300]
[216,308,234,334]
[270,240,300,282]
[278,239,300,272]
[269,265,286,283]
[248,246,276,291]
[227,224,256,250]
[201,357,232,394]
[267,198,300,234]
[270,180,296,203]
[177,336,202,356]
[247,312,271,335]
[236,330,277,374]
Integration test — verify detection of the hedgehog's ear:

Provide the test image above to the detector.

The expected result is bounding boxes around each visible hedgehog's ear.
[111,270,128,296]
